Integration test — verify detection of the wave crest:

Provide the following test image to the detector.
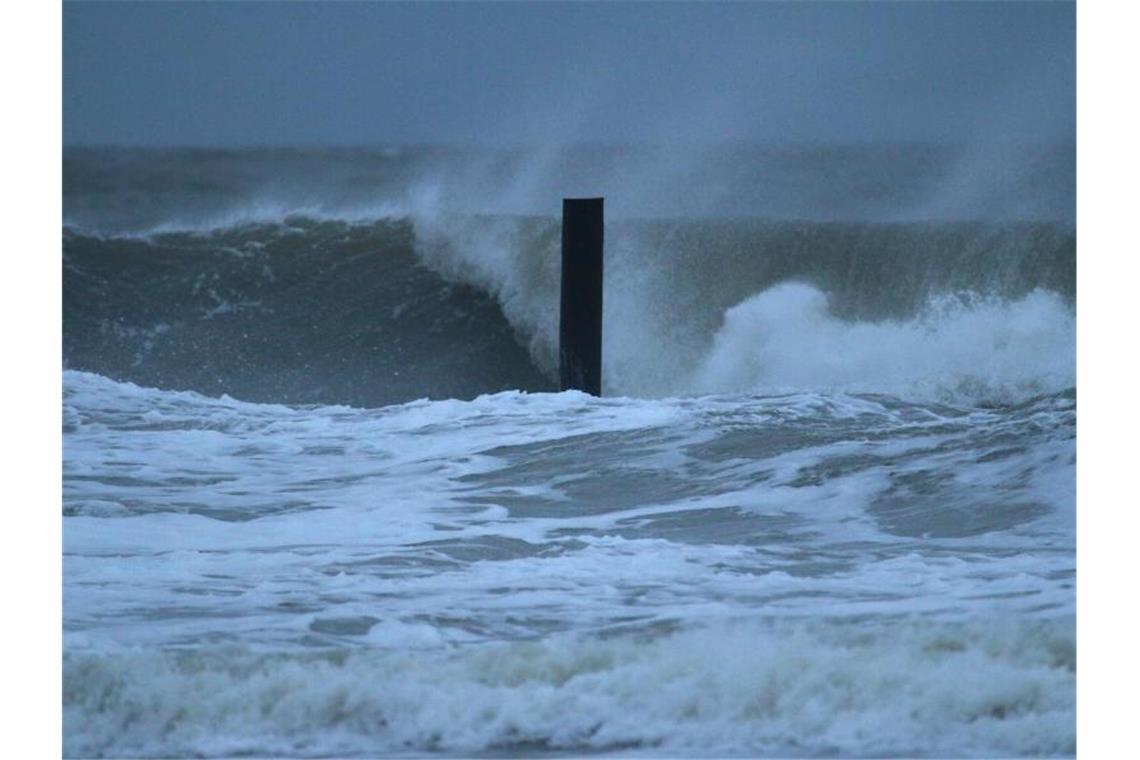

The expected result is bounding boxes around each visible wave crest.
[63,209,1075,406]
[694,284,1074,404]
[64,617,1074,758]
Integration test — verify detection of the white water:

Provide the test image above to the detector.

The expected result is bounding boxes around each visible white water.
[63,367,1075,756]
[694,284,1075,403]
[66,618,1074,758]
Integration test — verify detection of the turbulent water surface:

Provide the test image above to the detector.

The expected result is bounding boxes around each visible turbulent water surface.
[63,145,1075,758]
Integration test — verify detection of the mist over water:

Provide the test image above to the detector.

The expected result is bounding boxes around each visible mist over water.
[64,141,1075,229]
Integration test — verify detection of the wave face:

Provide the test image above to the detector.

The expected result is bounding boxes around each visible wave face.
[64,219,553,407]
[63,146,1075,758]
[64,145,1075,406]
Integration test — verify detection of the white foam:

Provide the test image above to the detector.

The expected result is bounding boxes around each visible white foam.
[63,370,1075,756]
[64,617,1075,758]
[693,284,1075,404]
[64,371,1075,653]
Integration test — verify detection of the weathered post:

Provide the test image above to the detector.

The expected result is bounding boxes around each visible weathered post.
[559,197,604,395]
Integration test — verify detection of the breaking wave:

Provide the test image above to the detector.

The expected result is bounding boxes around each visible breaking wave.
[64,209,1074,406]
[64,617,1074,758]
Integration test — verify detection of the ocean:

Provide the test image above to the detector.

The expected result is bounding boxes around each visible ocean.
[62,144,1076,757]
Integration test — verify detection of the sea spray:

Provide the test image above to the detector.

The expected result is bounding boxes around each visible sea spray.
[693,284,1075,404]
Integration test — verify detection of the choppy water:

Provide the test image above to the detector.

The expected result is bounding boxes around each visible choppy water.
[63,145,1075,757]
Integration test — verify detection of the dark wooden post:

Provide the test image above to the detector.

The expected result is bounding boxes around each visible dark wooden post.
[559,197,604,395]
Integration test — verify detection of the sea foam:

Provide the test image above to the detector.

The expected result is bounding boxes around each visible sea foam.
[693,283,1075,404]
[64,617,1075,758]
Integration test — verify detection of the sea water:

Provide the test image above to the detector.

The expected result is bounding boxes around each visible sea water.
[63,144,1075,757]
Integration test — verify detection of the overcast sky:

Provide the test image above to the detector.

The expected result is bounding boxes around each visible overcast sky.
[63,1,1075,147]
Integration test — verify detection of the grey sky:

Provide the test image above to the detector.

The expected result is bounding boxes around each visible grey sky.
[63,1,1075,147]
